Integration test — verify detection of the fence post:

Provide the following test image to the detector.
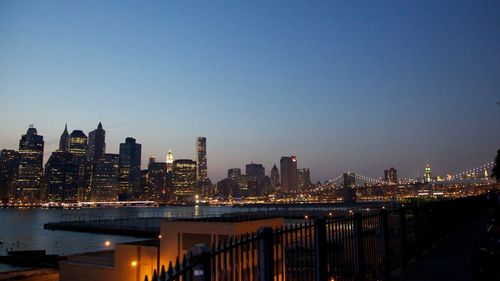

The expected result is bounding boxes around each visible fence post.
[188,244,212,281]
[380,210,391,281]
[399,207,408,267]
[353,213,365,281]
[258,226,274,281]
[315,217,328,281]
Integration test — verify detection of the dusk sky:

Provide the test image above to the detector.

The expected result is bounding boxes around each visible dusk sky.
[1,0,500,182]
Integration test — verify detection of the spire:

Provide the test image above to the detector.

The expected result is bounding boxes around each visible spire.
[59,124,69,152]
[97,122,103,130]
[63,124,68,134]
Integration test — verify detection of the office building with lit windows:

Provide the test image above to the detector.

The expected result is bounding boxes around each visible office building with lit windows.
[119,137,142,200]
[0,149,20,201]
[16,125,44,201]
[196,137,207,183]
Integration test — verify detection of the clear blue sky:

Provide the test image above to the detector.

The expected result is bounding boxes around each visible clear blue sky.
[1,0,500,182]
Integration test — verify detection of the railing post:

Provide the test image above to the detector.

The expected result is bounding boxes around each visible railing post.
[380,210,391,281]
[353,213,365,281]
[187,244,212,281]
[315,217,328,281]
[258,226,274,281]
[399,207,408,267]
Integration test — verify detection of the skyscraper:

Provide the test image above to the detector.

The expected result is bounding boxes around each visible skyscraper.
[119,137,142,199]
[166,149,174,173]
[58,124,69,152]
[45,151,79,202]
[68,130,88,201]
[147,156,168,201]
[87,122,106,162]
[69,130,88,157]
[246,163,265,179]
[384,167,398,184]
[17,125,44,201]
[270,164,280,189]
[87,153,120,202]
[196,137,207,182]
[228,168,241,181]
[173,159,197,197]
[280,156,297,193]
[297,168,311,191]
[424,164,431,183]
[0,149,20,201]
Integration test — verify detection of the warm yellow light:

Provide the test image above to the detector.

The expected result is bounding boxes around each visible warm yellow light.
[131,261,137,267]
[158,235,162,239]
[104,241,111,247]
[304,215,308,219]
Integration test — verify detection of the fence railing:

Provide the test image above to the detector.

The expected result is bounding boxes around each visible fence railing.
[145,193,490,281]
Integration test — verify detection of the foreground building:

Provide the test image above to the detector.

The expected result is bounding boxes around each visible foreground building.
[280,156,297,193]
[60,217,284,281]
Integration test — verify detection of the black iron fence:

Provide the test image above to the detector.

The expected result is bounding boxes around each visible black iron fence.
[146,194,490,281]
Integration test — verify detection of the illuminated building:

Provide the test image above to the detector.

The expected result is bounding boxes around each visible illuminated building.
[228,168,241,181]
[424,164,431,183]
[68,130,88,201]
[0,149,20,201]
[166,149,174,173]
[297,168,311,191]
[270,164,280,189]
[196,137,207,182]
[58,124,69,152]
[173,159,197,198]
[17,125,44,201]
[87,154,120,202]
[69,130,88,157]
[87,122,106,163]
[147,156,167,201]
[119,137,142,200]
[280,156,297,193]
[384,167,398,184]
[343,172,356,188]
[45,151,79,202]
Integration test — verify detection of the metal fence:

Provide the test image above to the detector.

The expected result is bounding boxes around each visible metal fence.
[146,194,489,281]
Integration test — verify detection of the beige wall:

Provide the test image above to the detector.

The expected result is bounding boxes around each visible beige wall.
[159,218,284,267]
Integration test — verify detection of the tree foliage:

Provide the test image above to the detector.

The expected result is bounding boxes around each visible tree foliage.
[491,149,500,182]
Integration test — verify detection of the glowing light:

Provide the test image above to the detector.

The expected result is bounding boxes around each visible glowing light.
[158,235,162,239]
[304,215,309,219]
[131,261,138,267]
[104,241,111,247]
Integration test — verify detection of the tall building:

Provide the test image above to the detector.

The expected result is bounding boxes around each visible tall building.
[166,150,174,173]
[69,130,88,157]
[173,159,197,197]
[87,122,106,162]
[280,156,297,193]
[0,149,20,201]
[246,163,265,178]
[148,156,168,201]
[17,125,44,201]
[119,137,142,199]
[384,167,398,184]
[270,164,280,189]
[45,151,79,202]
[68,130,88,201]
[196,137,207,182]
[228,168,241,181]
[87,153,119,202]
[58,124,69,152]
[424,164,431,183]
[297,168,311,191]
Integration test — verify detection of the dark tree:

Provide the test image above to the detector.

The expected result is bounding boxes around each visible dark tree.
[491,149,500,182]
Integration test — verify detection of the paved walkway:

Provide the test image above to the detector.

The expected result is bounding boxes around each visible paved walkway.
[398,214,490,281]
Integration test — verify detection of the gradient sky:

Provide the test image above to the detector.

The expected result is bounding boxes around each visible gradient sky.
[1,0,500,182]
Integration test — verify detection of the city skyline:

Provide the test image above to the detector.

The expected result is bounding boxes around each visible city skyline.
[2,1,500,182]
